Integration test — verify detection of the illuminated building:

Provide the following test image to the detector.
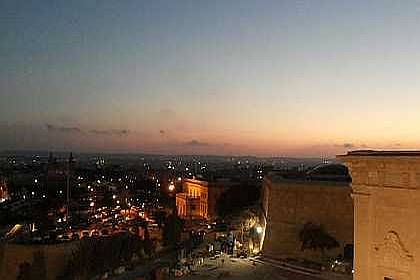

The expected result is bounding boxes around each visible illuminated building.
[339,151,420,280]
[0,177,10,202]
[176,178,208,220]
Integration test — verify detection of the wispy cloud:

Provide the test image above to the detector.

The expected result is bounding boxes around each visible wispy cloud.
[46,124,130,136]
[89,129,130,136]
[46,124,81,133]
[342,143,355,149]
[159,108,176,118]
[184,139,209,147]
[334,142,369,149]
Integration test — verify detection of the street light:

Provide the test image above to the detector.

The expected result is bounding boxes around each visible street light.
[168,182,175,192]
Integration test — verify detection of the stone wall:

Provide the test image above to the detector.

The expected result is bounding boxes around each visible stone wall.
[0,242,77,280]
[262,178,353,260]
[339,152,420,280]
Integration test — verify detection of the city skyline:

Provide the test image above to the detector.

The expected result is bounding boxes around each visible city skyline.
[2,1,420,156]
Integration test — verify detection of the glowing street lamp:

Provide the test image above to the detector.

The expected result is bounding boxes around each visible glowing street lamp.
[168,182,175,192]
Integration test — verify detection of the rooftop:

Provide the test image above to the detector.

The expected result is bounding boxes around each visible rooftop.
[267,175,350,187]
[266,163,351,185]
[339,150,420,157]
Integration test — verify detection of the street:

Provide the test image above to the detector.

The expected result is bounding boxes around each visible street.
[177,255,323,280]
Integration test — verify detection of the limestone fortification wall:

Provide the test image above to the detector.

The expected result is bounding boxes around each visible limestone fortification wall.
[0,242,77,280]
[262,178,353,260]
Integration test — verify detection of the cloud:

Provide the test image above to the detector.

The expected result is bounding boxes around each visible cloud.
[342,143,355,149]
[159,108,176,118]
[46,124,130,137]
[184,139,210,147]
[46,124,81,133]
[333,143,355,149]
[89,129,130,136]
[334,143,360,149]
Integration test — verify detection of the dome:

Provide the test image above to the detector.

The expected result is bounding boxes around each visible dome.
[306,164,351,182]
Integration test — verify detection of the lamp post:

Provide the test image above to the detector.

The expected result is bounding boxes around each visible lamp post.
[168,181,176,215]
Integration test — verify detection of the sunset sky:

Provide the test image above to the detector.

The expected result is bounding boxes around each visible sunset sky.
[2,0,420,157]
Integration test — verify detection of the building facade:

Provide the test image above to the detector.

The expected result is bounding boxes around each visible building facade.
[176,178,208,220]
[339,151,420,280]
[0,177,10,202]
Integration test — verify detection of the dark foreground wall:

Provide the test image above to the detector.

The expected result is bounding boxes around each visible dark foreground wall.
[0,242,77,280]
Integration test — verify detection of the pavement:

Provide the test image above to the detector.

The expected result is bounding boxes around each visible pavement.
[175,254,348,280]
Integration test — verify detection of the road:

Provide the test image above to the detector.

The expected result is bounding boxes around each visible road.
[178,255,323,280]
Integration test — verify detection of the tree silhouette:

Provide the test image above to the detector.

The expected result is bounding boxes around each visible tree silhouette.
[299,222,339,257]
[163,213,182,248]
[216,184,261,219]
